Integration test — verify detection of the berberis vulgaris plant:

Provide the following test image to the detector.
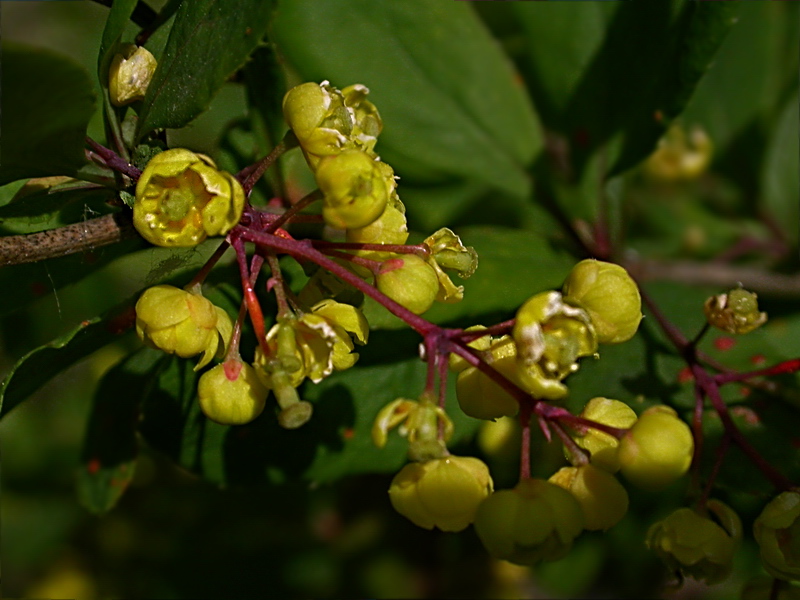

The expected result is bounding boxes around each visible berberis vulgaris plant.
[1,1,799,598]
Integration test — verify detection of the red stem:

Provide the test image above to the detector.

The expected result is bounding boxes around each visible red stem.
[232,226,437,337]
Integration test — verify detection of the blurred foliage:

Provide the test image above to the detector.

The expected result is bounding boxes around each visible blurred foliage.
[1,1,798,599]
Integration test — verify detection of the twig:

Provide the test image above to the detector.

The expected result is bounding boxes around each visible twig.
[0,212,137,267]
[625,257,800,298]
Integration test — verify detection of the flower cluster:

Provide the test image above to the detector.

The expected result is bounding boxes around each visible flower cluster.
[120,77,793,589]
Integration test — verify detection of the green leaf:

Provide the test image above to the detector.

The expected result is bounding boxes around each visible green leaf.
[363,226,575,330]
[138,329,480,487]
[0,43,95,185]
[0,306,134,420]
[272,0,542,197]
[0,184,116,235]
[136,0,275,138]
[77,349,148,514]
[683,2,799,192]
[97,0,139,85]
[511,0,740,177]
[760,93,799,246]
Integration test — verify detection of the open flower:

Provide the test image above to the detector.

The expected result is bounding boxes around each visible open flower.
[647,500,742,584]
[389,455,493,532]
[754,490,800,581]
[133,149,244,247]
[512,291,598,400]
[474,478,584,565]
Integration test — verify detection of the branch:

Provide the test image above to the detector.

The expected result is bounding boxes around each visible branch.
[625,257,800,298]
[0,212,138,267]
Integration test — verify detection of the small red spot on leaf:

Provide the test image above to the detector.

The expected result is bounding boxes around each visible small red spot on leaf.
[81,320,91,327]
[30,282,47,297]
[739,386,752,398]
[342,428,354,440]
[751,354,767,366]
[714,337,736,351]
[732,406,759,425]
[654,109,664,123]
[677,367,693,384]
[87,458,101,475]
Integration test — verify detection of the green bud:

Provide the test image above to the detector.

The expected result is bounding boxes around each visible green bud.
[376,255,439,315]
[618,405,694,491]
[456,336,520,421]
[197,360,268,425]
[562,259,642,344]
[109,44,157,106]
[572,397,638,473]
[549,464,629,531]
[316,150,391,230]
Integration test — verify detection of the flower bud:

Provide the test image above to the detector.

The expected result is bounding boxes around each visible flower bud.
[389,455,493,532]
[618,405,694,490]
[135,285,233,370]
[572,397,638,473]
[474,478,584,565]
[133,149,244,247]
[371,396,453,455]
[646,500,742,584]
[456,336,521,421]
[376,255,439,315]
[109,44,157,106]
[345,195,409,258]
[704,288,767,335]
[282,81,350,167]
[197,360,268,425]
[562,259,642,344]
[643,124,713,182]
[448,326,491,373]
[315,150,390,230]
[754,490,800,581]
[512,291,598,400]
[549,464,629,531]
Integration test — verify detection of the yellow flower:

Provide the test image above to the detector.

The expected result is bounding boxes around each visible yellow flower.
[133,149,244,247]
[474,478,584,565]
[512,291,598,400]
[647,500,741,584]
[389,455,493,532]
[754,490,800,581]
[135,285,233,370]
